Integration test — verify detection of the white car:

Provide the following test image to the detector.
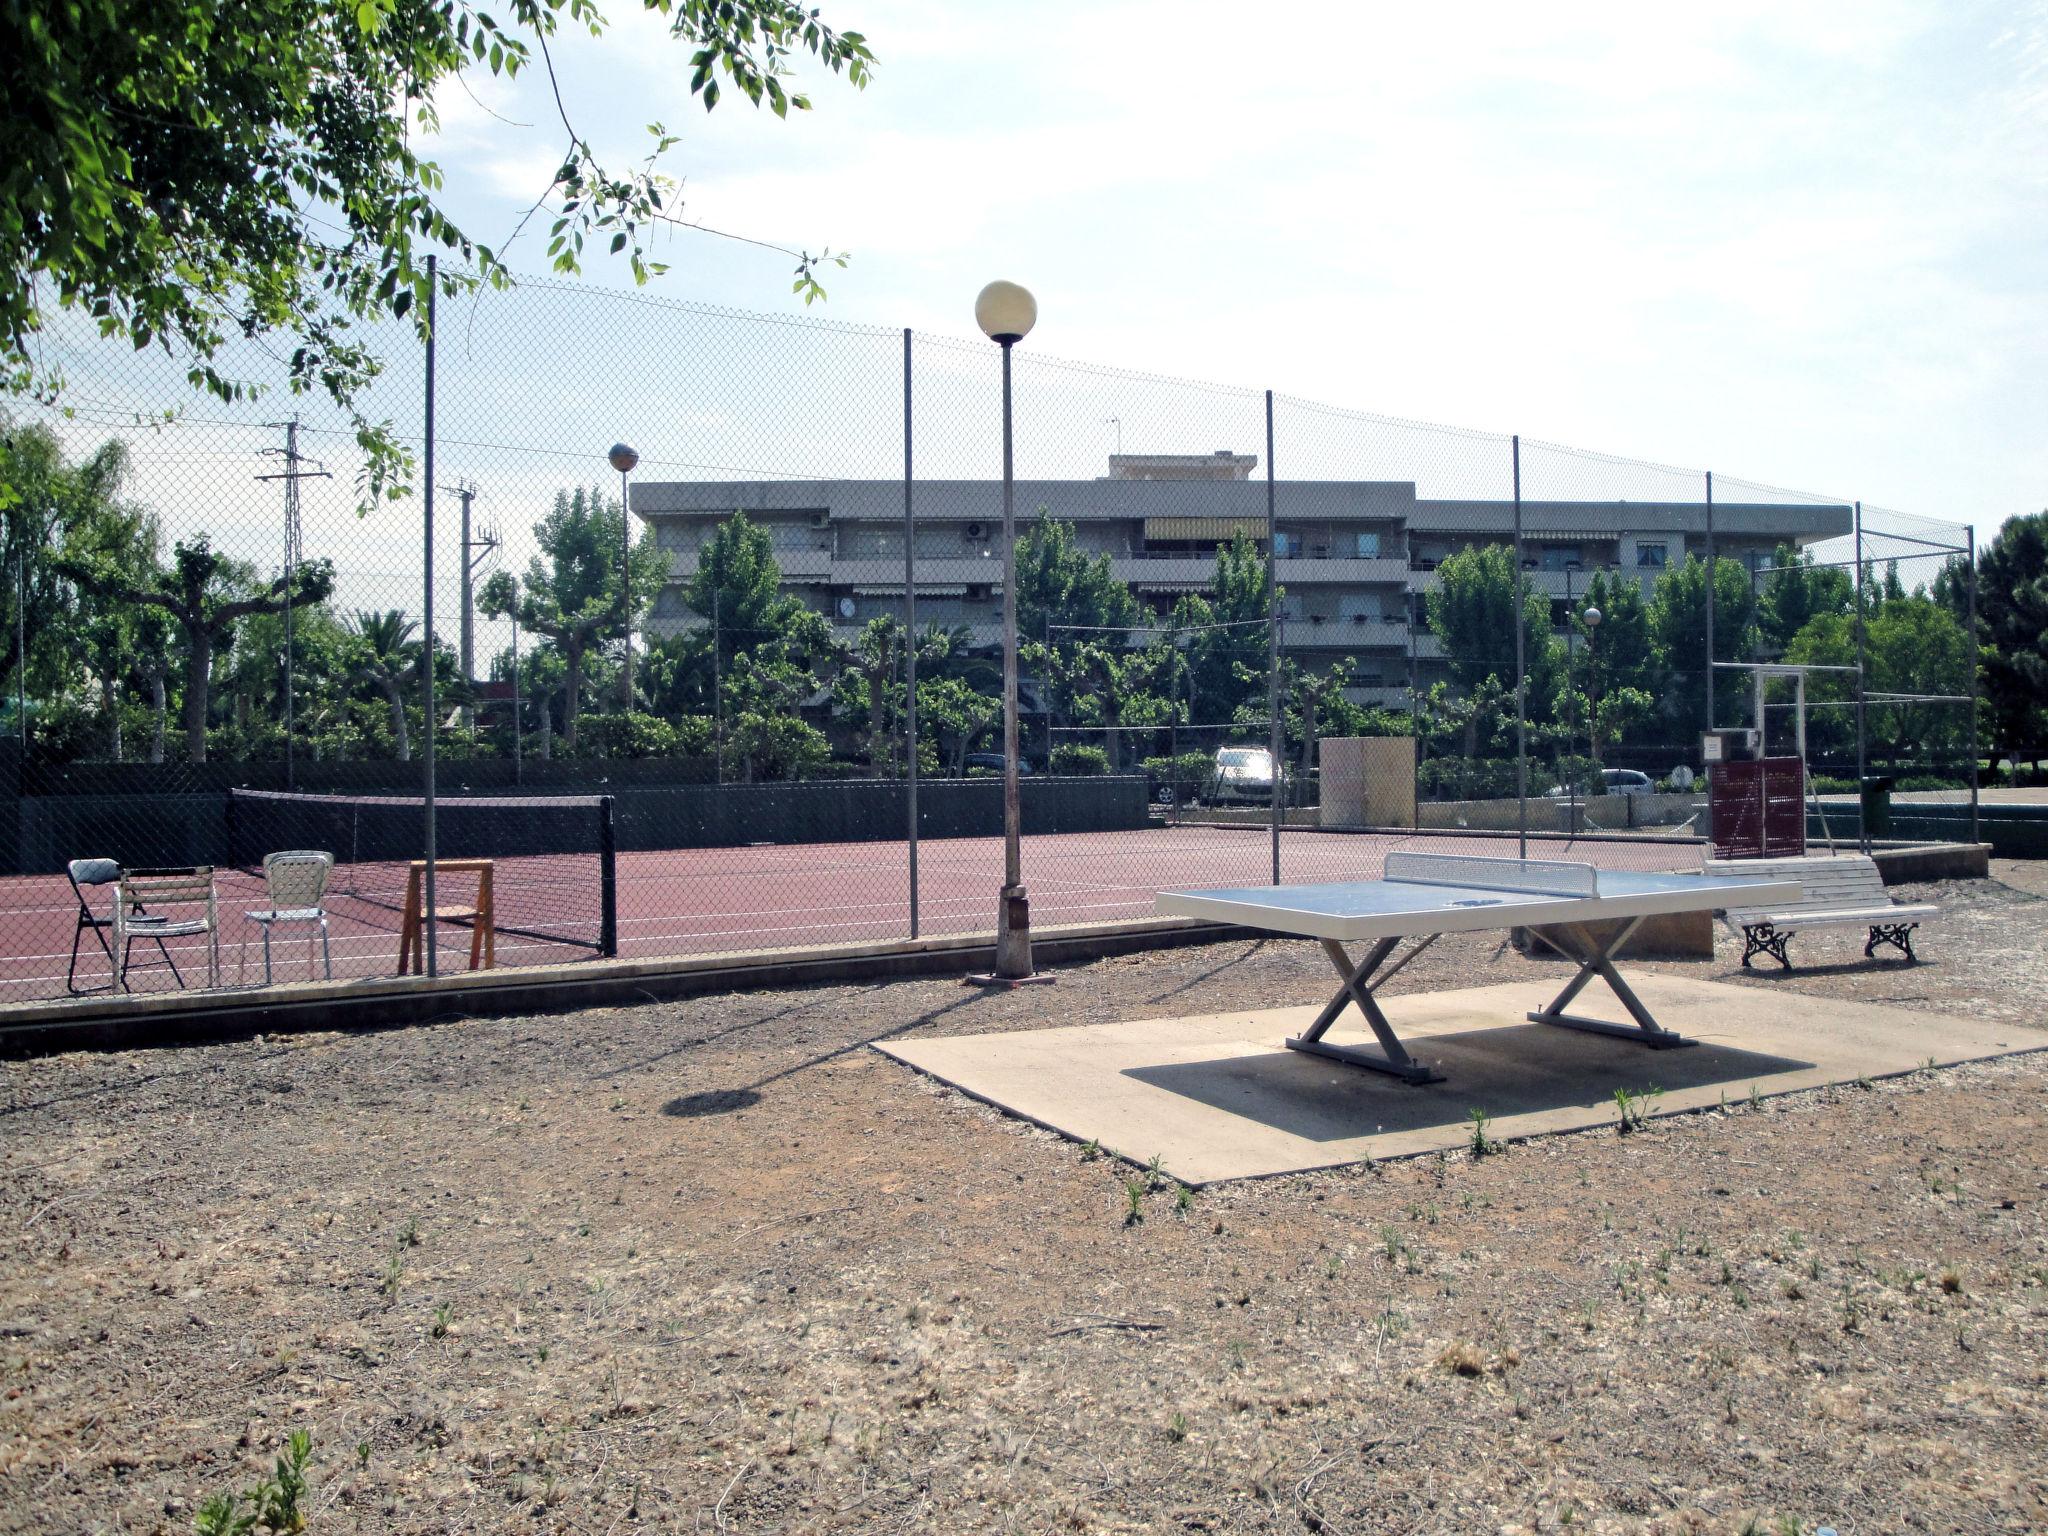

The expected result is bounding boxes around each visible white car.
[1204,747,1279,805]
[1547,768,1655,798]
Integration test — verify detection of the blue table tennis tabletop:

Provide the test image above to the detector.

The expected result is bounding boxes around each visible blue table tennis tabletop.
[1157,859,1800,944]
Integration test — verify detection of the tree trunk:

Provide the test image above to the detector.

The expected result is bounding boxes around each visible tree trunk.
[183,629,212,761]
[101,673,120,760]
[382,679,410,762]
[563,640,584,751]
[868,668,887,775]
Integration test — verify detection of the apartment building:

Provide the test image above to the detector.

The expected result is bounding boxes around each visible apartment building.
[631,455,1850,705]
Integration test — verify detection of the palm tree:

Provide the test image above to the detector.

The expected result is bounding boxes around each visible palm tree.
[348,609,419,762]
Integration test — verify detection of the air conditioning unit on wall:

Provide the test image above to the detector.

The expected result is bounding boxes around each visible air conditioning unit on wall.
[809,512,829,529]
[963,522,986,541]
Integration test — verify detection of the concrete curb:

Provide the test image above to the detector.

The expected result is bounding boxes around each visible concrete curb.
[0,917,1245,1057]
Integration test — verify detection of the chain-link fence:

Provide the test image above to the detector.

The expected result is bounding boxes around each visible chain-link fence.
[0,273,1981,1003]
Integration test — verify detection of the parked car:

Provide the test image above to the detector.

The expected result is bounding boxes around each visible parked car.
[1204,746,1280,805]
[1546,768,1654,798]
[962,751,1036,776]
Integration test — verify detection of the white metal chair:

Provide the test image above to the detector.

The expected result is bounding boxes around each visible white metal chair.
[113,867,221,991]
[244,850,334,985]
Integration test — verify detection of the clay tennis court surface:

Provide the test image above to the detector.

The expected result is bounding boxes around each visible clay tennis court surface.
[2,868,2043,1533]
[0,825,1698,1003]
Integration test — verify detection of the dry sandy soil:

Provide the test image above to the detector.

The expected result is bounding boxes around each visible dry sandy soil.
[2,871,2045,1535]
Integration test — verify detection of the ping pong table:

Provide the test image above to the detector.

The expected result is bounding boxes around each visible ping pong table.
[1156,851,1801,1084]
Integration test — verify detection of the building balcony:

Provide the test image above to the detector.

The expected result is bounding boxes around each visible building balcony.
[1275,556,1410,585]
[1284,618,1410,648]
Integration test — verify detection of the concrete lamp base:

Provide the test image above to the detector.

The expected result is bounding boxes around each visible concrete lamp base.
[965,886,1053,988]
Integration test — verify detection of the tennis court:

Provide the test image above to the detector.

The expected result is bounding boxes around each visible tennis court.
[0,822,1704,1003]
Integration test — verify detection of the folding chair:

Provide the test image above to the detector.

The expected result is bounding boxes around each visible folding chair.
[113,867,221,992]
[244,850,334,984]
[67,858,181,995]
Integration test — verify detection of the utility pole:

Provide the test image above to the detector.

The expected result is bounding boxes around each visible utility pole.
[256,418,330,787]
[441,479,498,733]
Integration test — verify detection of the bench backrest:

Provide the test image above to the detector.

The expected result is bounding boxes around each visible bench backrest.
[1701,853,1889,913]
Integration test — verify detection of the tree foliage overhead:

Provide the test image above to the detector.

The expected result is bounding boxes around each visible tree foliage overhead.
[1424,543,1560,717]
[1,0,872,503]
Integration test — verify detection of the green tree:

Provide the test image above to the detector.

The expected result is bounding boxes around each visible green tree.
[1558,570,1656,762]
[917,675,1000,775]
[1014,513,1143,643]
[684,510,819,663]
[1786,594,1975,767]
[57,535,333,761]
[2,1,872,503]
[1646,553,1760,737]
[1425,543,1561,722]
[1967,511,2048,768]
[480,486,666,751]
[346,610,420,762]
[1758,545,1853,654]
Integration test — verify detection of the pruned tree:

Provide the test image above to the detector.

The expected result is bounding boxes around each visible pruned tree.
[57,535,333,761]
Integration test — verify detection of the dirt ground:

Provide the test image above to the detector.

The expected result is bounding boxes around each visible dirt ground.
[2,871,2045,1535]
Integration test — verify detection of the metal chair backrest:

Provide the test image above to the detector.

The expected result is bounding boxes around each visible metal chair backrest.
[119,866,217,910]
[68,857,121,900]
[67,859,121,924]
[262,850,333,909]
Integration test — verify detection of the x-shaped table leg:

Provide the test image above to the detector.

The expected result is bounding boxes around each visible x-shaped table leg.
[1285,936,1444,1084]
[1524,918,1693,1049]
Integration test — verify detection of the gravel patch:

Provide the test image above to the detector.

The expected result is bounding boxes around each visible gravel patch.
[2,872,2044,1534]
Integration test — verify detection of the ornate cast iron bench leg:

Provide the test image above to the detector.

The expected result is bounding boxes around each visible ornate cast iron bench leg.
[1741,922,1792,970]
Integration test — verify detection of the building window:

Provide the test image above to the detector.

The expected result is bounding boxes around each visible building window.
[1272,531,1299,558]
[1541,547,1576,572]
[1636,542,1668,569]
[1355,531,1380,559]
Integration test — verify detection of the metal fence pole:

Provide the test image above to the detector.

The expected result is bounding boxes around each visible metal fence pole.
[1704,470,1716,743]
[511,609,522,782]
[1966,523,1980,846]
[1512,434,1526,860]
[1266,390,1281,884]
[421,254,439,978]
[1853,500,1868,854]
[902,327,919,938]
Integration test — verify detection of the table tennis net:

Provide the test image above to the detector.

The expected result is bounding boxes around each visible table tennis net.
[225,789,618,956]
[1381,851,1600,898]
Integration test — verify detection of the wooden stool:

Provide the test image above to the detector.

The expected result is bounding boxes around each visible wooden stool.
[397,859,496,974]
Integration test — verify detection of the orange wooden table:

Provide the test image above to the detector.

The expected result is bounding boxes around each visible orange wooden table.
[397,859,496,974]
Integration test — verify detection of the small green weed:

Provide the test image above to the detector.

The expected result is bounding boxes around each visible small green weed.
[1124,1178,1146,1226]
[1164,1411,1188,1442]
[431,1302,454,1340]
[192,1429,313,1536]
[1466,1107,1498,1158]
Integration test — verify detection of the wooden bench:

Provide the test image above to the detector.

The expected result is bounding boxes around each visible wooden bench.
[1700,853,1938,969]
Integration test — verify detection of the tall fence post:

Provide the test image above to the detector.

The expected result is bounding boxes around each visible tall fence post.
[1512,434,1526,860]
[421,254,439,978]
[902,327,919,939]
[1966,523,1980,847]
[1266,390,1281,884]
[1704,470,1716,742]
[1853,500,1868,854]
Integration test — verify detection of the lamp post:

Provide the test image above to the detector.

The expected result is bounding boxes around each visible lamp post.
[1582,603,1604,769]
[609,442,640,710]
[976,280,1036,979]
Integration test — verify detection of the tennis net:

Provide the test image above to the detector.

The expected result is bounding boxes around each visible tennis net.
[225,789,618,957]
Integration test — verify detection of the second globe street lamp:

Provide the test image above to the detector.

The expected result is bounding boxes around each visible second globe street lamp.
[975,280,1037,980]
[609,440,640,709]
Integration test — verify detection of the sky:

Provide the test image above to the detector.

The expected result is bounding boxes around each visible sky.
[409,0,2048,546]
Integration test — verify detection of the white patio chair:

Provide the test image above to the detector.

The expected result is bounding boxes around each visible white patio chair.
[245,850,334,985]
[113,867,221,992]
